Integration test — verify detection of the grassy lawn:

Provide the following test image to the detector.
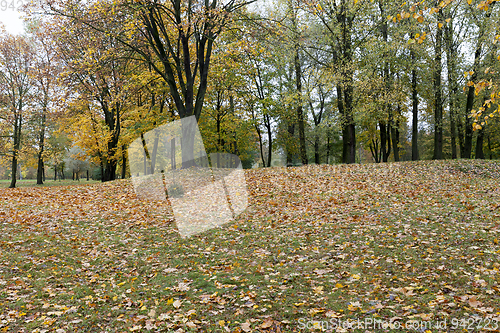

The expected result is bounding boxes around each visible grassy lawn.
[0,179,101,188]
[0,159,499,332]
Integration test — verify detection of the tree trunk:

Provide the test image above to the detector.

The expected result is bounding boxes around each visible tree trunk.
[380,122,391,162]
[36,110,46,185]
[433,9,444,160]
[286,123,295,166]
[475,128,485,159]
[343,62,355,162]
[336,1,356,164]
[345,122,356,164]
[411,46,419,161]
[339,85,356,164]
[392,125,400,162]
[251,103,267,168]
[314,134,320,164]
[464,17,488,158]
[257,129,265,167]
[464,86,476,159]
[370,138,381,163]
[337,84,347,163]
[9,153,18,189]
[121,145,127,179]
[392,107,400,162]
[105,161,117,181]
[294,46,308,165]
[265,114,272,167]
[101,102,121,180]
[9,113,21,189]
[444,21,458,159]
[326,129,331,164]
[380,6,393,163]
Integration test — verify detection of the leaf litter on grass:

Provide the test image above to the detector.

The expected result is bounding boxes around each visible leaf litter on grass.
[0,159,499,332]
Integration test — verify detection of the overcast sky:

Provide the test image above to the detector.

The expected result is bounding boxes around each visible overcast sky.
[0,9,25,35]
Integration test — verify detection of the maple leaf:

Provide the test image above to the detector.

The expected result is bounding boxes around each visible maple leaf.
[241,321,252,332]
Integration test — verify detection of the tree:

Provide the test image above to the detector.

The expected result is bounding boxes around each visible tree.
[287,0,308,165]
[64,146,90,180]
[44,0,256,168]
[27,21,62,184]
[463,3,496,157]
[199,28,258,168]
[311,0,362,163]
[443,6,459,159]
[0,33,34,188]
[305,67,332,164]
[52,14,133,181]
[432,6,444,160]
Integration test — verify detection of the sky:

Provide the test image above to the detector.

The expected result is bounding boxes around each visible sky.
[0,9,25,35]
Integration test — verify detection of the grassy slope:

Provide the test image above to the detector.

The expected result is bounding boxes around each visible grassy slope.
[0,159,499,332]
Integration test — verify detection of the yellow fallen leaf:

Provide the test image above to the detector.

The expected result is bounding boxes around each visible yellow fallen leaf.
[313,286,324,294]
[419,313,433,320]
[309,308,325,316]
[43,318,56,326]
[260,318,273,329]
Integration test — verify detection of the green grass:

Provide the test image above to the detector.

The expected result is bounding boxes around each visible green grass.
[0,159,499,332]
[0,179,101,188]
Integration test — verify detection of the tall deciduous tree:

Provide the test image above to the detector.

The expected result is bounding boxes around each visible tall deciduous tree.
[288,0,308,165]
[28,21,61,184]
[444,7,459,159]
[44,0,255,168]
[432,6,444,160]
[52,15,132,181]
[0,33,34,188]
